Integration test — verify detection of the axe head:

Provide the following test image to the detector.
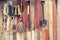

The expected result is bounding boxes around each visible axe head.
[40,19,47,27]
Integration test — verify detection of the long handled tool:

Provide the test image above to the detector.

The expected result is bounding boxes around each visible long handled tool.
[27,0,31,31]
[40,0,49,40]
[40,0,47,27]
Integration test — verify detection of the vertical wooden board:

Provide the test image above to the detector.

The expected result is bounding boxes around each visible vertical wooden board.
[34,0,40,40]
[34,0,38,28]
[7,16,11,31]
[44,0,49,30]
[16,32,20,40]
[0,4,3,40]
[22,0,28,40]
[27,31,32,40]
[9,18,13,40]
[17,32,24,40]
[23,0,28,30]
[37,0,42,30]
[34,29,40,40]
[52,0,57,40]
[20,33,24,40]
[30,0,34,30]
[42,30,49,40]
[13,32,16,40]
[44,0,50,40]
[40,31,42,40]
[0,4,2,32]
[48,1,53,40]
[3,3,8,15]
[9,32,13,40]
[30,0,34,40]
[3,31,10,40]
[34,29,38,40]
[57,0,60,40]
[42,30,46,40]
[45,30,49,40]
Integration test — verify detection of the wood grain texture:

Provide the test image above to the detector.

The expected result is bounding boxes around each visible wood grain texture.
[43,0,50,40]
[27,31,32,40]
[3,3,8,15]
[34,0,40,40]
[57,0,60,40]
[37,0,42,30]
[30,0,34,40]
[48,1,53,40]
[23,0,28,30]
[17,32,24,40]
[52,0,57,40]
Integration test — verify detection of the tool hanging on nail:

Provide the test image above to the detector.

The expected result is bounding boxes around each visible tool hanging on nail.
[27,0,31,30]
[8,1,13,16]
[40,0,47,27]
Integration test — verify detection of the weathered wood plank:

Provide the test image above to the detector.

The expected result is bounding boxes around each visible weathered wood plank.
[57,0,60,40]
[52,0,57,40]
[48,1,53,40]
[43,0,49,40]
[30,0,34,40]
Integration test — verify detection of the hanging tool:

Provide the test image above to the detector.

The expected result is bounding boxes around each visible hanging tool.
[40,0,47,27]
[27,0,31,31]
[8,2,13,16]
[26,0,32,40]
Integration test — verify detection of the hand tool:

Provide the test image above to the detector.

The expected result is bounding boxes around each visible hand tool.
[27,0,31,31]
[40,0,47,27]
[8,3,13,16]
